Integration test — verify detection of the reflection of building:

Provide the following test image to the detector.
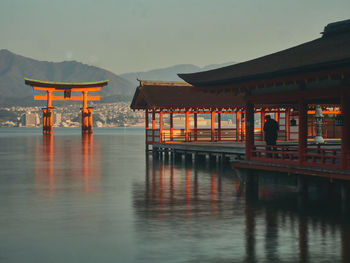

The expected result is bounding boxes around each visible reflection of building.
[22,111,40,127]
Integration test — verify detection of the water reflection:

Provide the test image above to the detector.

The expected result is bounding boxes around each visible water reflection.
[134,155,350,262]
[34,134,101,195]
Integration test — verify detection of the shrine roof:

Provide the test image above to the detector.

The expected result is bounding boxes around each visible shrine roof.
[130,80,245,110]
[179,19,350,86]
[24,78,108,89]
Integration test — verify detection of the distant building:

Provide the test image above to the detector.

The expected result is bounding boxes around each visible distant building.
[22,111,40,127]
[53,113,62,127]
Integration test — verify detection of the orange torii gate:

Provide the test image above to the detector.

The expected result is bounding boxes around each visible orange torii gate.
[24,78,108,134]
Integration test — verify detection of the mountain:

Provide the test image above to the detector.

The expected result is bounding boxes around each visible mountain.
[120,62,235,86]
[0,49,134,106]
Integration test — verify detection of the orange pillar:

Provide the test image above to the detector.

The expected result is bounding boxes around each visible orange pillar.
[47,90,52,107]
[341,90,350,169]
[298,100,307,165]
[145,109,149,129]
[88,107,93,134]
[274,109,279,122]
[245,103,254,161]
[261,108,265,141]
[42,107,53,134]
[211,111,215,142]
[194,113,198,141]
[159,111,163,142]
[49,107,53,132]
[145,109,149,145]
[286,108,290,141]
[170,112,174,141]
[152,110,156,143]
[42,108,47,134]
[218,112,221,141]
[152,110,156,129]
[241,112,245,141]
[81,91,89,134]
[236,111,240,141]
[185,110,189,142]
[42,90,54,134]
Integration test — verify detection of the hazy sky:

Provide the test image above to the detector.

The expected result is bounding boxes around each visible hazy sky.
[1,0,349,74]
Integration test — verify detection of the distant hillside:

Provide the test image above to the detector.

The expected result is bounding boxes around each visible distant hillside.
[0,49,134,106]
[120,62,235,86]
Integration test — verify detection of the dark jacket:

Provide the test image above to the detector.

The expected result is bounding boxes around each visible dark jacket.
[263,119,279,144]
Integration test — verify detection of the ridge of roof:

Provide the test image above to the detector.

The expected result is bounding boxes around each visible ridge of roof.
[137,79,192,87]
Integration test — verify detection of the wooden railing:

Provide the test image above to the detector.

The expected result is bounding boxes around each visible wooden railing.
[251,145,299,163]
[146,129,160,144]
[153,128,241,143]
[145,128,269,144]
[251,144,343,169]
[304,147,341,168]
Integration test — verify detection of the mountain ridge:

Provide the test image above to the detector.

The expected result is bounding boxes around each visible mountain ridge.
[120,61,234,86]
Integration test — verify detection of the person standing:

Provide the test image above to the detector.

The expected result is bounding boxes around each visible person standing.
[263,115,279,146]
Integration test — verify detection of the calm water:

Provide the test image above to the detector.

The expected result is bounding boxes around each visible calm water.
[0,127,350,263]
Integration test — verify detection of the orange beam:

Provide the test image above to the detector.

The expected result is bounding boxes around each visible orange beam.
[33,87,55,91]
[33,86,102,92]
[34,95,100,101]
[307,110,341,115]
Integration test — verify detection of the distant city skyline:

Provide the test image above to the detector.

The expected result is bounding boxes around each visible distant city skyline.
[1,0,349,74]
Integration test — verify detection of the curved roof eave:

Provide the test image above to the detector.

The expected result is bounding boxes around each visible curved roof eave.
[24,78,109,88]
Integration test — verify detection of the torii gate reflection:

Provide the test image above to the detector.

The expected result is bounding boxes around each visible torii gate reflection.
[34,134,101,195]
[24,78,108,134]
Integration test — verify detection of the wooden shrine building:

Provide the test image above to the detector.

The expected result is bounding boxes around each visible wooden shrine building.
[25,78,108,134]
[131,19,350,179]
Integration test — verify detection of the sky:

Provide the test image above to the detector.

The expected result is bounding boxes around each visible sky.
[1,0,350,74]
